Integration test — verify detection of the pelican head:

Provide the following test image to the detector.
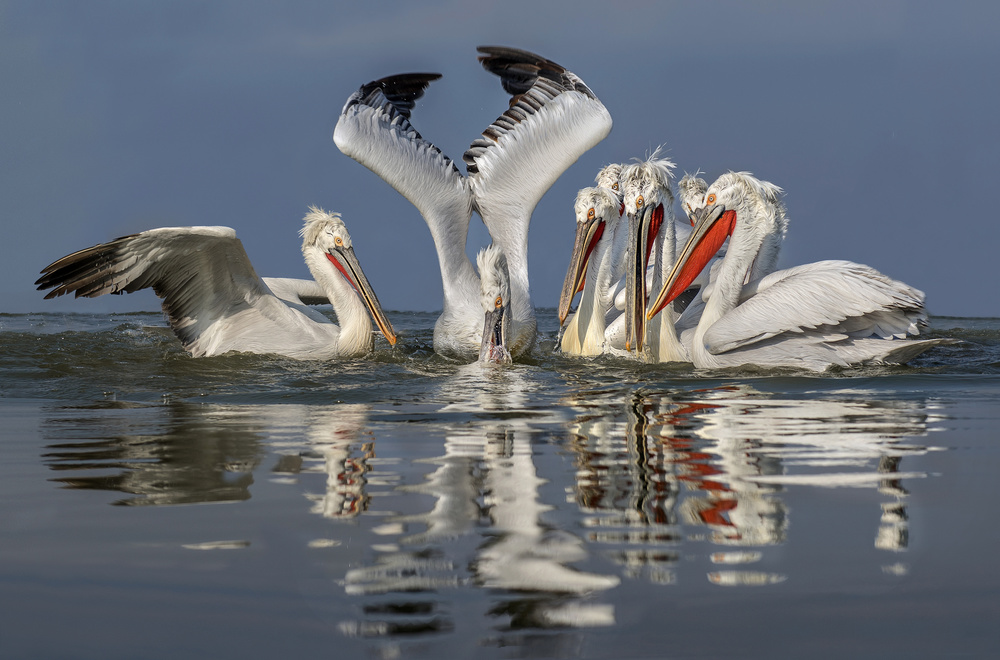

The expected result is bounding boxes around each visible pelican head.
[595,162,622,193]
[300,207,397,346]
[649,172,786,319]
[677,172,708,225]
[477,244,513,364]
[557,187,621,325]
[595,162,625,217]
[620,151,676,351]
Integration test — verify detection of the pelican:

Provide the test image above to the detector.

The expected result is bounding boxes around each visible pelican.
[35,207,397,359]
[560,156,705,358]
[477,244,529,364]
[557,187,625,355]
[649,172,951,371]
[619,153,690,362]
[557,163,625,326]
[334,46,613,361]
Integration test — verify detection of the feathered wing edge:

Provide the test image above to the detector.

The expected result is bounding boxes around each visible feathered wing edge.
[464,46,612,190]
[463,46,612,316]
[36,227,276,355]
[334,72,472,224]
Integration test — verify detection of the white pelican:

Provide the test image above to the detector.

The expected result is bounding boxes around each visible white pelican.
[35,207,397,359]
[476,243,532,364]
[619,153,690,361]
[333,46,613,361]
[560,156,706,358]
[557,163,625,326]
[557,187,625,355]
[649,172,950,371]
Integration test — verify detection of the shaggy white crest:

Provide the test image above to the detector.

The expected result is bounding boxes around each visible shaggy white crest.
[705,172,788,245]
[574,187,621,225]
[594,163,623,192]
[299,206,350,249]
[620,148,677,212]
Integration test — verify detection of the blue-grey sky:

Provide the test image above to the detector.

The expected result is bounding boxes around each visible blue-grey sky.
[3,1,998,317]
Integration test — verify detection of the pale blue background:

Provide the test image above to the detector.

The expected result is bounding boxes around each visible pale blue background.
[3,0,997,317]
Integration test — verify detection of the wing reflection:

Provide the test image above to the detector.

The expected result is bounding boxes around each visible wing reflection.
[41,401,262,506]
[338,365,618,641]
[565,383,939,585]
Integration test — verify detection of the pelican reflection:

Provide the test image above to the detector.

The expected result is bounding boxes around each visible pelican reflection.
[338,365,618,641]
[269,403,376,519]
[563,383,940,585]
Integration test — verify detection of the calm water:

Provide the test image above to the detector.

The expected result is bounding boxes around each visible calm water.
[1,310,998,659]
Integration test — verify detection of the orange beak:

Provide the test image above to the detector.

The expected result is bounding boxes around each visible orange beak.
[648,204,736,319]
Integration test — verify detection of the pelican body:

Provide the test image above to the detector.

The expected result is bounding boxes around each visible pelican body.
[36,208,396,359]
[334,46,613,361]
[650,172,950,371]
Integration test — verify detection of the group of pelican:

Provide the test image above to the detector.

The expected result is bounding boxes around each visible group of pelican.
[36,46,949,371]
[558,161,951,370]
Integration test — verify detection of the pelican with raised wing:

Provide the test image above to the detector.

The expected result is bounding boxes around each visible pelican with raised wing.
[648,172,951,371]
[36,207,396,359]
[334,46,613,361]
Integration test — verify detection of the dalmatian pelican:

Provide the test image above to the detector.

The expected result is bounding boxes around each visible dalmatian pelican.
[36,207,396,359]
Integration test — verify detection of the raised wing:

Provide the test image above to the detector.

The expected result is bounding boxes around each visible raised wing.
[465,46,613,243]
[334,73,473,227]
[36,227,291,356]
[705,260,928,355]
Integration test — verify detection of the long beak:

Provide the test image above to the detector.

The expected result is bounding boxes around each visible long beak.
[325,246,397,346]
[557,217,605,325]
[479,301,511,364]
[624,203,663,352]
[648,204,737,320]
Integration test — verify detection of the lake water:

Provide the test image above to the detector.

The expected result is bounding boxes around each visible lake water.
[1,310,998,659]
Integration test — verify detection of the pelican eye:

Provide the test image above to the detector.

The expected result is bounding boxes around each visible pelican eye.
[494,295,503,309]
[707,193,716,205]
[636,195,644,208]
[587,208,596,220]
[334,236,344,246]
[612,182,619,191]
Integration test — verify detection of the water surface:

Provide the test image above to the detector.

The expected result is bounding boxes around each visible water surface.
[1,311,998,659]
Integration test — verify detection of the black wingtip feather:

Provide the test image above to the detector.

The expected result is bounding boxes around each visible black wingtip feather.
[349,72,442,118]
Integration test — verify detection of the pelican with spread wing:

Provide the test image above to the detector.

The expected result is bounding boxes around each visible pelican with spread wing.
[36,207,396,359]
[334,46,613,361]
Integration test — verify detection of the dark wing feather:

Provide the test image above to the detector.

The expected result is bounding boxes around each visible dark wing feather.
[341,72,441,120]
[464,46,606,176]
[37,227,272,355]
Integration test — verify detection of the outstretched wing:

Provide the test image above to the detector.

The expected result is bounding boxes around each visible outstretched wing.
[334,72,473,229]
[36,227,294,356]
[465,46,613,239]
[705,260,928,355]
